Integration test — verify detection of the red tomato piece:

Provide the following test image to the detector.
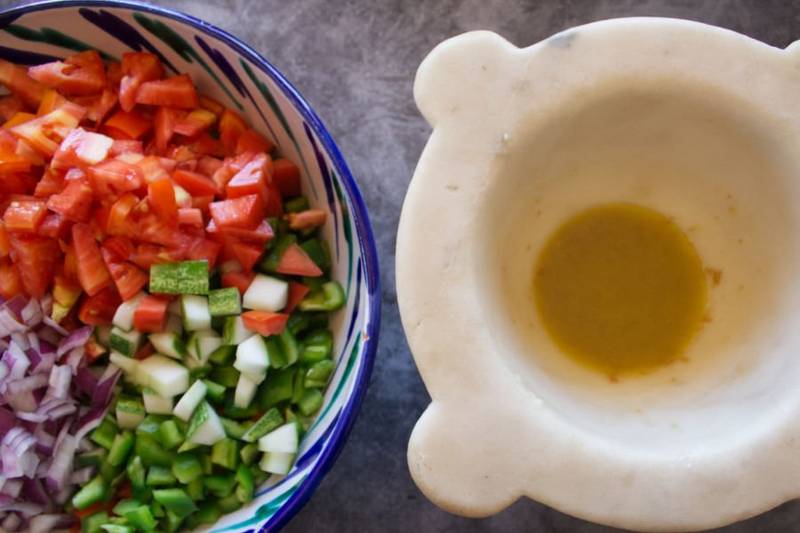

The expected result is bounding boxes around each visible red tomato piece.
[263,183,283,218]
[199,95,224,115]
[187,133,226,158]
[218,108,246,152]
[46,179,93,222]
[72,223,112,296]
[231,241,263,272]
[130,244,178,270]
[78,285,121,326]
[172,168,219,196]
[206,218,273,244]
[119,52,164,112]
[103,110,152,140]
[182,238,220,268]
[136,155,170,184]
[109,139,144,156]
[284,281,310,314]
[37,89,66,116]
[106,60,123,89]
[4,197,47,233]
[0,94,24,121]
[0,221,9,257]
[34,169,65,198]
[226,153,271,200]
[287,209,327,231]
[177,207,203,228]
[88,159,144,195]
[100,246,148,301]
[222,271,254,296]
[0,58,46,107]
[81,88,117,123]
[8,233,59,297]
[173,108,216,138]
[10,101,86,156]
[0,148,32,175]
[272,158,302,198]
[133,294,170,332]
[133,342,155,360]
[147,177,178,227]
[135,74,198,109]
[37,213,70,239]
[52,128,114,169]
[28,50,106,96]
[154,106,179,151]
[101,236,135,262]
[209,194,264,229]
[106,193,138,236]
[236,128,274,155]
[241,311,289,336]
[275,243,322,277]
[0,259,22,299]
[191,195,213,215]
[197,156,223,178]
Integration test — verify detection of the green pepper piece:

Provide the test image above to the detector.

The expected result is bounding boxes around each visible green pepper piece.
[217,493,242,513]
[72,475,107,510]
[259,234,297,273]
[209,366,240,388]
[135,433,175,468]
[251,463,269,486]
[284,196,309,213]
[107,431,134,466]
[81,511,109,533]
[211,438,240,470]
[208,344,236,366]
[100,525,133,533]
[256,368,295,410]
[235,464,255,503]
[203,473,236,497]
[300,329,333,363]
[305,359,335,389]
[264,336,287,368]
[202,379,227,403]
[172,453,203,484]
[164,509,184,533]
[186,477,204,501]
[90,417,118,450]
[152,488,197,519]
[240,442,260,465]
[157,420,184,450]
[277,329,300,366]
[220,417,248,439]
[298,388,324,416]
[300,238,330,272]
[286,313,310,336]
[127,456,146,493]
[121,505,156,532]
[146,465,177,486]
[291,367,305,405]
[77,448,108,468]
[112,499,142,516]
[298,281,345,312]
[185,503,222,529]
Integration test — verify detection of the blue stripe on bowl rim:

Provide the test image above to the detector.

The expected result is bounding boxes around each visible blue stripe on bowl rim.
[0,1,382,531]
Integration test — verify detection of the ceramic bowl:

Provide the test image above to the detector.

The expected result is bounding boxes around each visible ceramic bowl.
[0,0,381,531]
[398,18,800,532]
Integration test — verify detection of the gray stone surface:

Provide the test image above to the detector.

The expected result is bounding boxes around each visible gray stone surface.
[3,0,800,531]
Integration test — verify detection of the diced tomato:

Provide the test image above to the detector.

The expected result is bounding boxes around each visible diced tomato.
[226,152,270,200]
[10,101,86,156]
[218,108,246,152]
[3,112,35,128]
[100,246,147,301]
[264,183,284,217]
[46,179,93,222]
[7,233,58,297]
[0,259,22,299]
[236,128,273,155]
[231,241,263,272]
[153,106,179,150]
[88,159,143,195]
[85,337,106,362]
[287,208,327,231]
[0,222,9,257]
[37,89,66,116]
[133,294,170,332]
[284,281,310,314]
[178,207,203,228]
[272,158,302,197]
[72,223,111,296]
[136,155,170,184]
[135,74,198,109]
[199,95,224,115]
[4,197,47,233]
[197,156,223,178]
[0,147,32,175]
[241,311,289,336]
[172,168,219,196]
[130,243,177,270]
[103,110,152,140]
[275,243,322,277]
[109,139,143,157]
[119,52,164,112]
[188,133,225,158]
[147,177,178,227]
[0,94,24,121]
[28,50,106,96]
[222,270,254,295]
[174,108,216,138]
[0,173,36,196]
[78,88,117,123]
[0,58,46,107]
[52,128,113,169]
[78,284,120,325]
[106,60,123,88]
[101,236,135,262]
[181,237,220,268]
[206,218,273,244]
[34,169,64,198]
[209,194,264,229]
[190,196,212,216]
[105,193,138,236]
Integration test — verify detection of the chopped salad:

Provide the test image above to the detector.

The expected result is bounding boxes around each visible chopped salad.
[0,50,344,532]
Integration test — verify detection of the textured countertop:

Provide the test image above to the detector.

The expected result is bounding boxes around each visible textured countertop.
[3,0,800,531]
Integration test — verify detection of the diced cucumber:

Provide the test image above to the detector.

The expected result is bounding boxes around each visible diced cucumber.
[110,351,140,378]
[173,380,208,421]
[112,292,146,331]
[116,396,145,429]
[203,379,226,403]
[150,260,209,295]
[243,275,288,312]
[223,315,251,345]
[149,332,186,360]
[188,330,223,365]
[234,372,259,409]
[186,402,225,446]
[109,326,142,357]
[181,295,211,332]
[143,388,174,415]
[208,287,241,317]
[208,345,235,366]
[259,451,294,475]
[139,355,190,397]
[258,423,298,453]
[241,408,283,443]
[234,335,269,376]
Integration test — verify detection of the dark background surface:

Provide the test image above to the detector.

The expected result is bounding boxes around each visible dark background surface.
[3,0,800,531]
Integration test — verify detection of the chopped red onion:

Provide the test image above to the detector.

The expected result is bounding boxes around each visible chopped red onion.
[41,316,68,337]
[57,327,93,358]
[29,513,75,533]
[46,365,72,401]
[38,295,52,317]
[20,299,42,327]
[1,479,21,498]
[1,510,22,530]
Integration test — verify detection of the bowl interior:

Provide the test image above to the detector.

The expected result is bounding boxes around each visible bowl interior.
[478,75,800,454]
[0,2,379,531]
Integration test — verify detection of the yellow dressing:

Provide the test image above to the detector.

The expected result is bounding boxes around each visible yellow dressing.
[533,203,708,377]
